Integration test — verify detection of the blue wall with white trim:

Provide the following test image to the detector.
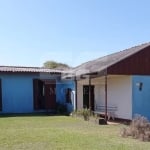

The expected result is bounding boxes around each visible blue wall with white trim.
[0,73,74,113]
[56,80,75,112]
[132,76,150,120]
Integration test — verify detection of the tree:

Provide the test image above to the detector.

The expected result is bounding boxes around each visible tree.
[43,61,71,70]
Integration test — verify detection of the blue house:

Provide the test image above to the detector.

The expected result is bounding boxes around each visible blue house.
[0,66,74,113]
[2,42,150,120]
[67,42,150,120]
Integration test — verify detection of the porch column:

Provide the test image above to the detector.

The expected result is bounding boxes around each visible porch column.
[105,72,108,122]
[89,76,91,110]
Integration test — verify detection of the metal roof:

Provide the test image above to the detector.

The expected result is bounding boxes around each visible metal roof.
[72,42,150,76]
[0,66,63,73]
[1,42,150,76]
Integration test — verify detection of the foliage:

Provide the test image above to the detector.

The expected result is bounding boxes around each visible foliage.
[72,108,91,121]
[82,108,91,121]
[43,60,70,70]
[56,102,68,114]
[120,115,150,142]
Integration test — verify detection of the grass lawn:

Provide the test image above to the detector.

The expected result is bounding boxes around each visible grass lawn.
[0,115,150,150]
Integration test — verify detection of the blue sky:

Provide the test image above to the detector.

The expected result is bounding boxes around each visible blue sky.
[0,0,150,67]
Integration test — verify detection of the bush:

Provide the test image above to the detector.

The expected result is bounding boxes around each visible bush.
[56,102,67,114]
[82,108,91,121]
[72,108,91,121]
[120,115,150,142]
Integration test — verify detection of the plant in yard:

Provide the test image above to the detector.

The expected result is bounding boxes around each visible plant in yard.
[120,114,150,142]
[82,108,91,121]
[56,102,68,114]
[71,108,91,121]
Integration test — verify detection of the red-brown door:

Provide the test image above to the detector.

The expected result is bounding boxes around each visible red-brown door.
[44,80,56,109]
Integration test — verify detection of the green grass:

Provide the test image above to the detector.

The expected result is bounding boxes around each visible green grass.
[0,116,150,150]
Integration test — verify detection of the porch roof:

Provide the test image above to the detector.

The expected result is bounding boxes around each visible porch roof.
[66,42,150,77]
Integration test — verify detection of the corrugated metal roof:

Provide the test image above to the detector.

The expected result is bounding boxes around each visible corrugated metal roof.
[0,66,63,73]
[72,42,150,76]
[1,42,150,76]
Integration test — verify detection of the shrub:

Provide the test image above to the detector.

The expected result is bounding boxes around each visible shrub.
[82,108,91,121]
[120,115,150,142]
[72,108,91,121]
[56,102,67,114]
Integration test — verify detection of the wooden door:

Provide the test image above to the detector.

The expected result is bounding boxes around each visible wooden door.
[44,80,56,109]
[33,79,39,110]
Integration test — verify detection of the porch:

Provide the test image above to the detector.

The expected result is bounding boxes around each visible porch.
[76,75,132,120]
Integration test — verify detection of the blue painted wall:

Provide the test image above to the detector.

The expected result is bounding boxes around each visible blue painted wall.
[0,73,38,113]
[132,76,150,120]
[56,80,75,112]
[0,73,74,113]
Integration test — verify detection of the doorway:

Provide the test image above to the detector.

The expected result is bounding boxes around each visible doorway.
[83,85,95,111]
[33,79,56,110]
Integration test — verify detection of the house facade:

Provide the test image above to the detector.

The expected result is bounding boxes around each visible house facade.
[1,42,150,119]
[0,67,74,113]
[70,42,150,120]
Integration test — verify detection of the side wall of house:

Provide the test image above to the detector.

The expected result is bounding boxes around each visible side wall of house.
[0,73,38,113]
[0,73,74,113]
[132,76,150,120]
[77,75,132,120]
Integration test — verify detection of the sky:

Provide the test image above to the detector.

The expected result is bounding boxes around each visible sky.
[0,0,150,67]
